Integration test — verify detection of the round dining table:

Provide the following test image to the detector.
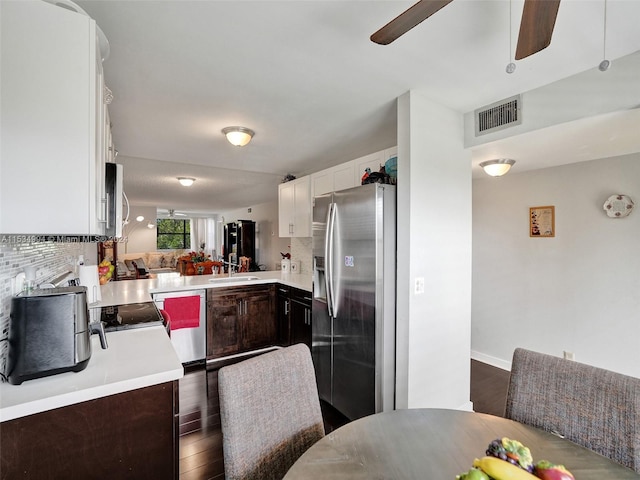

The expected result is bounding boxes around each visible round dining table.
[284,409,639,479]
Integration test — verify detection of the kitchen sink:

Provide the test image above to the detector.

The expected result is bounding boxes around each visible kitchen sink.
[208,276,260,283]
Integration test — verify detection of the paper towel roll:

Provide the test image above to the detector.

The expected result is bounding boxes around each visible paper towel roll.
[79,265,102,304]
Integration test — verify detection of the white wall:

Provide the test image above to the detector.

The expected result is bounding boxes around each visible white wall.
[220,200,289,271]
[396,90,472,410]
[472,153,640,378]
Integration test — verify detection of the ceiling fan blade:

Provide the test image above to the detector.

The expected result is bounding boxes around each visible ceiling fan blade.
[371,0,454,45]
[515,0,561,60]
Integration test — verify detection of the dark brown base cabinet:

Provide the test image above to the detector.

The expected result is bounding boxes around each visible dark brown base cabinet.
[290,288,312,347]
[277,285,312,348]
[1,381,178,480]
[206,284,277,359]
[277,284,292,345]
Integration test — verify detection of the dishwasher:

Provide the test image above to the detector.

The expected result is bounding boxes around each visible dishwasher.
[152,290,206,364]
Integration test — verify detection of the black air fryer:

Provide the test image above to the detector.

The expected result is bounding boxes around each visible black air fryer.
[7,286,92,385]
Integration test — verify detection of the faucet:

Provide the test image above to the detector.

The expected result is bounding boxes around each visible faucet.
[222,260,239,277]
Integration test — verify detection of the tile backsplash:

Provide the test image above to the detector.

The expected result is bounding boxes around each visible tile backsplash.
[0,239,96,380]
[290,237,312,274]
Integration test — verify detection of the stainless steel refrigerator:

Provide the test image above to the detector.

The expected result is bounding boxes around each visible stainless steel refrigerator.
[312,183,396,421]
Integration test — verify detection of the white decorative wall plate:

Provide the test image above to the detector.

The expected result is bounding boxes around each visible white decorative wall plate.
[603,194,634,218]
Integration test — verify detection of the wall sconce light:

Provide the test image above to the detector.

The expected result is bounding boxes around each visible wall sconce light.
[178,177,195,187]
[147,222,155,229]
[479,159,516,177]
[222,126,255,147]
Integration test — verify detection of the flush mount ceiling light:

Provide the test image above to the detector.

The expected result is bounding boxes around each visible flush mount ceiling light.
[222,126,254,147]
[178,177,195,187]
[479,159,516,177]
[135,215,145,222]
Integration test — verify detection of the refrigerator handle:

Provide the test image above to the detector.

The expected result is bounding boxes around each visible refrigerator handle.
[325,202,335,318]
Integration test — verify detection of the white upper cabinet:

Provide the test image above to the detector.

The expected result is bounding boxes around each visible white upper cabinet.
[311,162,356,198]
[310,146,398,201]
[352,151,387,186]
[282,147,397,238]
[353,147,397,185]
[0,1,107,235]
[278,176,311,238]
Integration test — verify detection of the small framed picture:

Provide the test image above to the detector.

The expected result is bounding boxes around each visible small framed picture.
[530,206,555,237]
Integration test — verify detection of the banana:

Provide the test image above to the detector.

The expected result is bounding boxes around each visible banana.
[473,456,539,480]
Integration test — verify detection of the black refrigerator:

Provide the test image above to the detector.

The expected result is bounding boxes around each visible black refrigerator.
[224,220,256,270]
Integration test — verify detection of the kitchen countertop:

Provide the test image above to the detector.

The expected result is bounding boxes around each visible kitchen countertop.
[97,270,312,307]
[0,326,183,422]
[1,271,310,422]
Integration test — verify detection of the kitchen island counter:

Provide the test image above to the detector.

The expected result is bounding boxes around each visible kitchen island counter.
[98,270,312,307]
[0,326,183,422]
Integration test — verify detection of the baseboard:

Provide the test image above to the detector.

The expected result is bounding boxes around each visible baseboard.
[471,350,511,371]
[457,401,474,412]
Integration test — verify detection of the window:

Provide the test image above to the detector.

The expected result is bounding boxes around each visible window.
[157,219,190,249]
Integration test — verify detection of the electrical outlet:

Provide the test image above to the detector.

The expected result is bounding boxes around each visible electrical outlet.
[414,277,425,295]
[563,351,575,361]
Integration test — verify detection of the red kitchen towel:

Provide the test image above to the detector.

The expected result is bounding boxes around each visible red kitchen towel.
[164,296,200,330]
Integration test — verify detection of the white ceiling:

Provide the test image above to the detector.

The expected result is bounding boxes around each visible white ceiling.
[74,0,640,216]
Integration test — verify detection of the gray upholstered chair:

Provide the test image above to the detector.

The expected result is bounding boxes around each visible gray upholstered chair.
[218,344,325,480]
[505,347,640,472]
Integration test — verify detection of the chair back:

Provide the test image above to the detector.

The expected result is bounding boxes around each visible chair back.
[238,256,251,272]
[218,344,325,480]
[505,348,640,472]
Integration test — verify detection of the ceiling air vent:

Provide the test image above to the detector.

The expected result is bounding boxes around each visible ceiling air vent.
[475,95,522,136]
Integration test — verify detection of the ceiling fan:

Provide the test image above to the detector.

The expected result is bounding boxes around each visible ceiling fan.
[167,209,187,218]
[370,0,561,60]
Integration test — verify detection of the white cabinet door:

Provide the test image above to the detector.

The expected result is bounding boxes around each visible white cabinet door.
[353,151,386,186]
[278,181,295,237]
[95,59,107,231]
[332,162,356,192]
[384,146,398,161]
[311,162,356,198]
[278,176,311,238]
[311,169,334,197]
[0,1,103,235]
[292,176,311,237]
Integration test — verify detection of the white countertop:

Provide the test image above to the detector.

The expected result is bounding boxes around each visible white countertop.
[1,271,310,422]
[97,270,312,307]
[0,326,183,422]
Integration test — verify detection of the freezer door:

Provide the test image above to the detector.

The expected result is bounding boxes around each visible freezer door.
[330,185,380,420]
[312,193,333,404]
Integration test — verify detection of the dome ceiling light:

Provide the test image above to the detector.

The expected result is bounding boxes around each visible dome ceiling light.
[178,177,195,187]
[479,159,516,177]
[222,126,255,147]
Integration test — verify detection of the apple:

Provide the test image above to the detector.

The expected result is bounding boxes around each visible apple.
[98,266,109,274]
[534,460,575,480]
[456,468,490,480]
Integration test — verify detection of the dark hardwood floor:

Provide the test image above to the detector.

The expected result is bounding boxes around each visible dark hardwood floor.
[177,359,510,480]
[470,359,511,417]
